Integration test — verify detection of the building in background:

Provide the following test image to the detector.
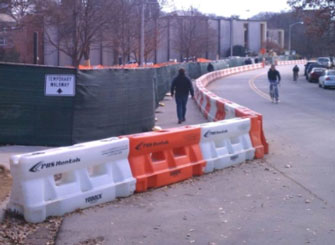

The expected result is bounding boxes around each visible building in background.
[0,13,44,64]
[0,13,16,51]
[155,17,268,63]
[1,7,283,67]
[44,16,273,66]
[13,16,44,64]
[267,29,285,49]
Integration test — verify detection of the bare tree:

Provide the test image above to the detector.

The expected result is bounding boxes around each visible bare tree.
[262,40,284,54]
[99,0,167,65]
[104,0,137,64]
[129,0,167,64]
[40,0,117,67]
[4,0,33,21]
[288,0,335,55]
[252,11,314,56]
[171,8,214,61]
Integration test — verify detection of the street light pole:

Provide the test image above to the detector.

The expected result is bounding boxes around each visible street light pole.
[230,17,233,57]
[288,21,304,55]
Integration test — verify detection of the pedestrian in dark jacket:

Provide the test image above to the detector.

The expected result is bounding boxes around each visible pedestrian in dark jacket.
[267,65,281,103]
[293,65,299,81]
[171,68,194,124]
[293,65,299,73]
[207,63,214,72]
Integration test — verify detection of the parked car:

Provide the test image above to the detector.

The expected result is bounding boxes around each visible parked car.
[308,67,326,82]
[304,61,318,77]
[318,69,335,88]
[306,63,324,80]
[317,57,332,68]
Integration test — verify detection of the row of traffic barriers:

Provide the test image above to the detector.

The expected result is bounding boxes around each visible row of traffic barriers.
[194,63,269,158]
[276,59,307,66]
[194,60,307,157]
[8,117,256,223]
[11,61,307,223]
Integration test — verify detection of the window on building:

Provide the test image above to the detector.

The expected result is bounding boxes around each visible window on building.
[260,23,265,45]
[279,31,283,48]
[0,37,6,46]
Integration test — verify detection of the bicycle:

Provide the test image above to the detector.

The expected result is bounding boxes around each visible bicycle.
[293,71,298,82]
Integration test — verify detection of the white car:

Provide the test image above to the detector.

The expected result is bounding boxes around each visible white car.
[317,57,332,68]
[318,70,335,88]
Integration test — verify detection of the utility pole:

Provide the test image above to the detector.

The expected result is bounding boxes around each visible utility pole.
[230,17,234,57]
[140,0,145,66]
[167,16,170,61]
[288,21,304,54]
[217,19,221,59]
[206,17,209,59]
[139,0,159,66]
[33,32,38,64]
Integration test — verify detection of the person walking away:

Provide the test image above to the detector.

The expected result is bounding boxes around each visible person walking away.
[267,64,281,103]
[171,68,194,124]
[293,65,299,81]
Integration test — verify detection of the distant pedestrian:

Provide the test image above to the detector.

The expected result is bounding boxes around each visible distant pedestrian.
[293,65,299,81]
[267,64,281,103]
[244,58,252,65]
[207,63,214,72]
[171,68,194,124]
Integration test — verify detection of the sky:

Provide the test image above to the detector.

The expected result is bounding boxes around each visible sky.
[164,0,292,19]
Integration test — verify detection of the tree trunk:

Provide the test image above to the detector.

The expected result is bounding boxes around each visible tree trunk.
[83,46,91,66]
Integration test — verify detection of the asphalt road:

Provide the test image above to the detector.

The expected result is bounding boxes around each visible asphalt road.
[208,65,335,207]
[56,65,335,245]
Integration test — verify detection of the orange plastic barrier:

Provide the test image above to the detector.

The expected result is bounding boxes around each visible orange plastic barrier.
[235,108,269,158]
[194,63,269,159]
[126,126,206,192]
[204,94,211,119]
[215,100,226,121]
[77,61,182,70]
[197,58,212,63]
[79,64,105,70]
[123,63,139,68]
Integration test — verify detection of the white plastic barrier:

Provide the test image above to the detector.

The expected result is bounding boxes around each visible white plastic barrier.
[195,63,264,120]
[277,59,307,66]
[8,137,136,223]
[224,101,242,120]
[205,96,241,121]
[207,94,221,122]
[194,80,205,107]
[199,118,255,173]
[199,90,210,116]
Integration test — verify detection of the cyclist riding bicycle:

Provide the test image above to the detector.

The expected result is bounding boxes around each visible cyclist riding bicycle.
[293,65,299,81]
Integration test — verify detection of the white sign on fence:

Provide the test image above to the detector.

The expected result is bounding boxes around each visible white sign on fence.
[45,74,75,96]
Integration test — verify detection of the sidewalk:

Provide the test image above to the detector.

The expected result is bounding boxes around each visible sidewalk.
[0,91,207,222]
[0,146,51,222]
[0,93,206,170]
[155,93,207,129]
